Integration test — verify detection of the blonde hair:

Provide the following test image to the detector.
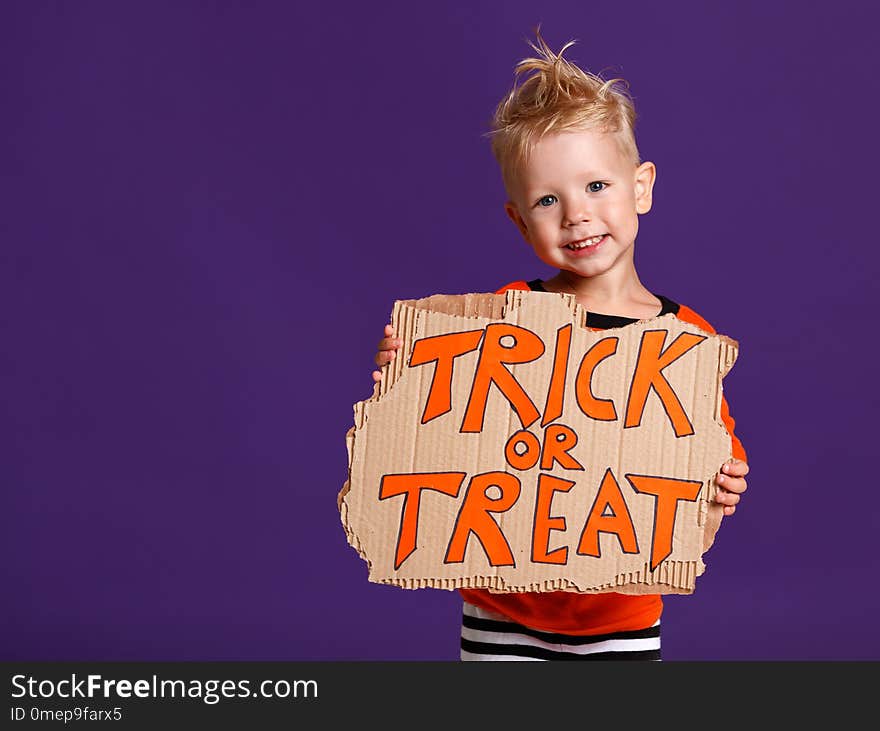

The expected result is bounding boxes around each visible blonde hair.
[488,30,641,189]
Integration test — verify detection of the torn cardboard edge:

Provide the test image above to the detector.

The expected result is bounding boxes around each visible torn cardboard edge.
[340,290,738,594]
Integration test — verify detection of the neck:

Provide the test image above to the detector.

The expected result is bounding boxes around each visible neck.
[547,268,651,311]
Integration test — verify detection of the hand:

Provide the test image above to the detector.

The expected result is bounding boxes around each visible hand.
[372,324,402,383]
[714,458,749,516]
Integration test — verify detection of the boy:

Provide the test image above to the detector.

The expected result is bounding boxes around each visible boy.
[371,34,749,661]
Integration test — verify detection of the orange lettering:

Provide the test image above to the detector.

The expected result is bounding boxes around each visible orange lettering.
[532,474,576,564]
[540,424,584,471]
[461,324,543,433]
[541,324,572,426]
[445,471,520,566]
[575,337,619,421]
[409,330,484,423]
[624,330,705,436]
[379,472,466,569]
[577,468,639,558]
[625,474,702,570]
[504,430,541,471]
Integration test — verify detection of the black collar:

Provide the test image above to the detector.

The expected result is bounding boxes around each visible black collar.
[526,279,680,330]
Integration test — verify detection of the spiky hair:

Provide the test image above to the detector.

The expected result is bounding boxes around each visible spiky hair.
[488,30,641,188]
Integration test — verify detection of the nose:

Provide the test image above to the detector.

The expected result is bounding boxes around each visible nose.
[562,197,591,226]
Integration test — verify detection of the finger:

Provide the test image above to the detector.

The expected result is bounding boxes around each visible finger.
[372,370,382,383]
[716,473,747,494]
[722,459,749,477]
[714,489,740,507]
[723,505,737,517]
[384,324,396,337]
[377,337,402,351]
[374,350,396,367]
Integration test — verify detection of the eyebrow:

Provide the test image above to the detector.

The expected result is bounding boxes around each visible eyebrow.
[526,172,612,191]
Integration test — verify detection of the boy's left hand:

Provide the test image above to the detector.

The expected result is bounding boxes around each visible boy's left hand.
[714,458,749,516]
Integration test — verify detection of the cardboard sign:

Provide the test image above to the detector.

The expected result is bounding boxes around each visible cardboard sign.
[339,291,739,595]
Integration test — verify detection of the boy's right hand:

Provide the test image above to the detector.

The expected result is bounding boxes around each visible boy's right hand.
[372,324,401,383]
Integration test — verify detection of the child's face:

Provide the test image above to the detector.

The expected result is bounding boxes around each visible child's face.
[504,128,656,282]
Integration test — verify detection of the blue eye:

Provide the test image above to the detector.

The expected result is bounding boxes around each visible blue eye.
[537,195,557,207]
[587,181,607,193]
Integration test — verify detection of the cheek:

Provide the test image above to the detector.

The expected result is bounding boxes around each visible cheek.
[605,199,639,232]
[523,217,553,243]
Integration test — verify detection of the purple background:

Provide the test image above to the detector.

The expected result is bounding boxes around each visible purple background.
[3,1,878,661]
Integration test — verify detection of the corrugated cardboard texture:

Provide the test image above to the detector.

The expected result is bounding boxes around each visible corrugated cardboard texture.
[339,291,738,594]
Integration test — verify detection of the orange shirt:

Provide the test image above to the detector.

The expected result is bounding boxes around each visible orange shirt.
[459,280,747,635]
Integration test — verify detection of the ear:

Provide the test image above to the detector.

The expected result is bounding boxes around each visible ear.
[504,201,530,241]
[633,161,657,214]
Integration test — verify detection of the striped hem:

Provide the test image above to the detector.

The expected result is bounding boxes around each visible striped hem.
[460,602,661,661]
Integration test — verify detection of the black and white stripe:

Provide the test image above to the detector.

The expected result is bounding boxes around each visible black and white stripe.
[460,602,661,661]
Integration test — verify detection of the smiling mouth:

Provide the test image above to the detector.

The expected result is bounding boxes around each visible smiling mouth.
[566,234,605,250]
